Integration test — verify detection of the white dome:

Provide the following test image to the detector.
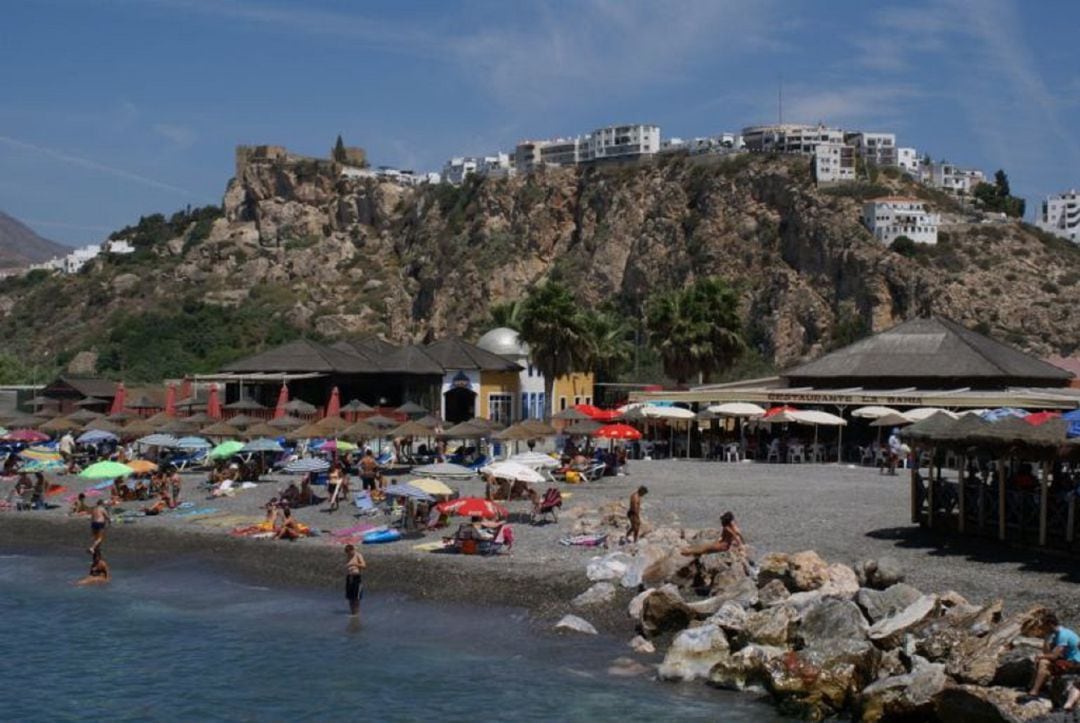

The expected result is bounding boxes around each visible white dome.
[476,327,529,357]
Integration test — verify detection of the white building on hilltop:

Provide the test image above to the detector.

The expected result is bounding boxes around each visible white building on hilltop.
[921,162,985,197]
[587,124,660,161]
[897,147,919,174]
[1037,190,1080,244]
[862,197,940,246]
[741,124,845,154]
[845,132,897,167]
[813,142,855,184]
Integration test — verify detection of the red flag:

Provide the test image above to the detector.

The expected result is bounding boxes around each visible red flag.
[274,383,289,419]
[109,382,126,415]
[207,384,222,419]
[324,386,341,419]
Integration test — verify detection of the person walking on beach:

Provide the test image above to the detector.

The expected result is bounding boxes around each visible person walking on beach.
[344,544,366,617]
[359,450,379,493]
[627,486,647,543]
[89,499,110,553]
[886,428,903,475]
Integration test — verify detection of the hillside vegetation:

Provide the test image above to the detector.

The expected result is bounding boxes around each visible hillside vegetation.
[1,152,1077,382]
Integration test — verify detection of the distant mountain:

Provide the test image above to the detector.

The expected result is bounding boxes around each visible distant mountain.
[0,212,68,268]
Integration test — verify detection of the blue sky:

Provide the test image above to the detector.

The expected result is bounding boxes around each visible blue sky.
[2,0,1078,246]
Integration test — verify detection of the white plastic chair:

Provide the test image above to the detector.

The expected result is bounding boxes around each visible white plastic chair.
[766,439,781,463]
[724,443,741,462]
[787,444,805,464]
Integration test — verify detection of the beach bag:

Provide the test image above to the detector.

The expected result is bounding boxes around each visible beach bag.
[565,470,581,484]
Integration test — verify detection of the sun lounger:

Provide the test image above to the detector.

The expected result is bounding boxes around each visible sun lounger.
[352,491,378,515]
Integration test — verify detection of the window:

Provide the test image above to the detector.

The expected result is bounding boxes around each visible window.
[574,396,581,406]
[489,394,512,424]
[585,396,592,405]
[559,397,567,411]
[521,392,528,421]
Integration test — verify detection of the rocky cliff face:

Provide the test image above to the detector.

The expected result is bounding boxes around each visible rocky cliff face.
[2,153,1078,376]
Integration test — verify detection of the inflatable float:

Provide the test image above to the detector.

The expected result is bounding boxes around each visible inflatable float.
[362,528,401,545]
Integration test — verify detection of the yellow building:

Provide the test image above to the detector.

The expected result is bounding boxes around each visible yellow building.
[475,327,595,421]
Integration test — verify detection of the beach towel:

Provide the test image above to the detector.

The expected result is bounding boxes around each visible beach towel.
[45,484,67,497]
[175,507,219,518]
[413,541,446,552]
[558,533,608,547]
[331,523,378,538]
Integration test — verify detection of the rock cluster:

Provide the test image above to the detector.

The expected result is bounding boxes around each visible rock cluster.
[575,532,1059,722]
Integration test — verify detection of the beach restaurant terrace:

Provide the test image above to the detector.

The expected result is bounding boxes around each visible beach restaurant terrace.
[627,317,1078,460]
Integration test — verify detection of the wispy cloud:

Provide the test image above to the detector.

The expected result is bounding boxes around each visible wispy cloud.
[0,134,195,196]
[781,84,924,127]
[153,123,198,148]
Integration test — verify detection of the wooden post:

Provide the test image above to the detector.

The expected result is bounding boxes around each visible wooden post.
[1068,494,1076,544]
[910,445,920,524]
[997,458,1006,542]
[1039,461,1050,547]
[958,455,966,534]
[927,447,935,529]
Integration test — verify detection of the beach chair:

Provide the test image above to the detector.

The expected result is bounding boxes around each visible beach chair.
[376,450,394,466]
[352,491,379,516]
[583,462,606,481]
[534,487,562,524]
[171,449,207,471]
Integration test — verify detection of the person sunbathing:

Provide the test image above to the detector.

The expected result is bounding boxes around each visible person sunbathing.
[75,549,110,586]
[681,511,745,556]
[275,508,304,540]
[280,482,301,507]
[70,493,92,516]
[143,493,169,516]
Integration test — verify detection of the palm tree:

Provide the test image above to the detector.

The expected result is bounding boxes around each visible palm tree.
[580,310,634,382]
[646,278,745,385]
[489,299,524,331]
[518,281,589,419]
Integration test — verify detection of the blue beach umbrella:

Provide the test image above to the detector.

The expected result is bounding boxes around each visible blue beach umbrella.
[137,433,180,448]
[175,436,211,450]
[77,430,118,444]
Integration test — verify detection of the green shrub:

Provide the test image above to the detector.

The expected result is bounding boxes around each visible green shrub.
[890,236,917,257]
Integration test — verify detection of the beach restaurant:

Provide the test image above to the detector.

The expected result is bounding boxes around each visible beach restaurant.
[628,317,1079,459]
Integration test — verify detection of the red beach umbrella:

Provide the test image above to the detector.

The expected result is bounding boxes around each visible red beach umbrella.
[109,382,126,415]
[324,386,341,419]
[575,404,621,422]
[594,423,642,440]
[274,383,289,420]
[164,384,177,417]
[1024,411,1061,426]
[2,429,51,444]
[207,384,222,420]
[762,405,800,423]
[436,497,507,520]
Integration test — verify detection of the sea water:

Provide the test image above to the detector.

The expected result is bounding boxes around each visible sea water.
[0,551,788,722]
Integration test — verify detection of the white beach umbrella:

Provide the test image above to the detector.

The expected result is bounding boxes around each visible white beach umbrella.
[707,402,767,418]
[481,461,545,484]
[905,407,958,421]
[412,462,475,478]
[851,406,901,419]
[284,457,330,474]
[508,451,561,469]
[636,405,695,420]
[790,410,847,427]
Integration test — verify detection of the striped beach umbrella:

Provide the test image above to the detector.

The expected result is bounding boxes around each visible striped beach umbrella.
[175,436,211,450]
[284,457,330,474]
[137,433,180,448]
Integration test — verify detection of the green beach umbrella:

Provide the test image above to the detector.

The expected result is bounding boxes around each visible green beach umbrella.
[209,440,244,460]
[79,461,135,480]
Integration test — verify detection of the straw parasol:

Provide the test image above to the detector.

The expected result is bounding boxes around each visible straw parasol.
[83,417,123,434]
[39,416,83,434]
[267,415,304,430]
[552,407,591,422]
[341,399,374,413]
[223,413,262,429]
[32,408,61,419]
[467,416,504,431]
[224,398,267,411]
[395,401,428,416]
[201,420,241,438]
[156,419,200,435]
[494,422,545,441]
[241,422,283,439]
[74,397,108,409]
[363,414,399,429]
[564,419,602,435]
[143,411,173,425]
[439,421,488,439]
[901,412,963,443]
[65,408,102,423]
[123,418,159,437]
[283,399,318,415]
[519,419,557,436]
[339,420,380,441]
[106,410,137,423]
[182,412,213,425]
[414,414,443,429]
[389,420,435,438]
[870,412,914,427]
[313,415,351,436]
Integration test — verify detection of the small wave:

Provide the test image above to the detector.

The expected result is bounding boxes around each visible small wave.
[223,580,271,592]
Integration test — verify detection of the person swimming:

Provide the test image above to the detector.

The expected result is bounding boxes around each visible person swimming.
[75,549,110,586]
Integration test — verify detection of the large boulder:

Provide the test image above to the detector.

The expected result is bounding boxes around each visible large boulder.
[586,552,633,582]
[621,543,671,588]
[658,623,730,682]
[641,547,695,588]
[758,579,791,607]
[708,644,787,691]
[628,635,655,654]
[627,588,655,620]
[914,599,1003,662]
[711,576,759,608]
[686,596,727,617]
[934,684,1053,722]
[856,583,924,624]
[757,550,830,593]
[554,615,598,635]
[796,598,869,648]
[990,641,1039,688]
[763,641,881,720]
[867,594,938,649]
[757,552,792,588]
[572,582,616,608]
[858,661,948,723]
[640,584,694,638]
[740,605,798,647]
[856,557,905,590]
[707,601,749,637]
[818,563,860,599]
[946,606,1051,685]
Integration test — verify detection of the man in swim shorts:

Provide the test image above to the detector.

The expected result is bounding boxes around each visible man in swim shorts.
[89,500,111,553]
[359,450,379,492]
[344,544,367,617]
[627,486,647,543]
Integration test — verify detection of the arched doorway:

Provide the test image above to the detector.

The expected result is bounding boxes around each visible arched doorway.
[444,387,476,424]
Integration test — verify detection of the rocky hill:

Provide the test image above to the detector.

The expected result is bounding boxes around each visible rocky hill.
[0,211,67,268]
[1,152,1078,381]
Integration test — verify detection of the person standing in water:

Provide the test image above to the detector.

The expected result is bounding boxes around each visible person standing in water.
[89,500,110,553]
[76,548,110,586]
[344,544,367,617]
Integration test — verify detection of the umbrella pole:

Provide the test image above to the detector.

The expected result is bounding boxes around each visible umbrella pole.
[837,424,843,464]
[686,421,691,460]
[813,425,819,462]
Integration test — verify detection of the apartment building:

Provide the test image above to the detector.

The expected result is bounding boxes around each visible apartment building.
[741,124,845,154]
[920,162,986,197]
[1037,190,1080,244]
[897,147,919,174]
[813,142,856,184]
[845,132,897,167]
[862,197,940,245]
[588,124,660,161]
